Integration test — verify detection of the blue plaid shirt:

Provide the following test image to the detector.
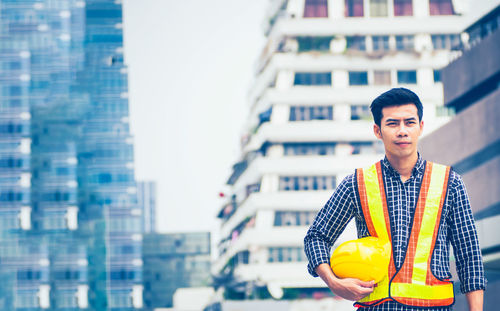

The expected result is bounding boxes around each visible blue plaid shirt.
[304,155,486,310]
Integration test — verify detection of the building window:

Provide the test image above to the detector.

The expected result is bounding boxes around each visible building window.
[17,270,42,280]
[109,292,132,308]
[304,0,328,18]
[56,293,77,308]
[283,142,336,156]
[429,0,454,15]
[374,70,391,85]
[246,183,260,197]
[0,215,19,230]
[279,176,336,191]
[394,0,413,16]
[289,106,333,121]
[15,292,38,308]
[351,142,377,154]
[230,251,249,266]
[351,105,372,120]
[0,191,23,202]
[370,0,388,17]
[9,86,22,96]
[479,18,499,39]
[431,34,460,50]
[433,69,441,82]
[395,35,414,51]
[257,106,272,127]
[0,158,23,168]
[346,36,366,51]
[436,105,455,117]
[397,70,417,84]
[0,123,25,134]
[294,72,332,85]
[43,215,66,230]
[349,71,368,85]
[297,36,332,52]
[467,25,482,46]
[345,0,364,17]
[109,217,141,233]
[268,247,307,263]
[274,211,316,226]
[337,142,379,155]
[372,35,390,51]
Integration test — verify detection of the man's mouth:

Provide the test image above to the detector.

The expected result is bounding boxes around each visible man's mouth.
[395,142,411,147]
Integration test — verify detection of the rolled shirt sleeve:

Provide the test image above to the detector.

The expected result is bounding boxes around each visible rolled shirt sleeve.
[448,172,487,293]
[304,175,355,277]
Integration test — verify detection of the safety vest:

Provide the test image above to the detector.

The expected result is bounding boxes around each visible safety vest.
[354,161,454,308]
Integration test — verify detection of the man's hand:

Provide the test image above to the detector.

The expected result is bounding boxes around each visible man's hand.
[315,263,374,301]
[330,277,375,301]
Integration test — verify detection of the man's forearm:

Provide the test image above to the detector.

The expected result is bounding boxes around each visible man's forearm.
[465,290,483,311]
[315,263,374,301]
[316,263,339,289]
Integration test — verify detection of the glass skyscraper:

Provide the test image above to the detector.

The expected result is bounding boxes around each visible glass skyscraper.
[0,0,142,309]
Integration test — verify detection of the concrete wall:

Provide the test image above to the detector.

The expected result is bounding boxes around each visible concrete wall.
[419,88,500,214]
[442,29,500,106]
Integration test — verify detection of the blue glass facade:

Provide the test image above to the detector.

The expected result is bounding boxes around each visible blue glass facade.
[0,0,141,310]
[137,181,156,233]
[142,232,212,310]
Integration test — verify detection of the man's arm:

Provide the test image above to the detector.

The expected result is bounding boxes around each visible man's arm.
[304,174,375,300]
[316,263,374,301]
[304,175,355,277]
[465,290,483,311]
[448,172,486,310]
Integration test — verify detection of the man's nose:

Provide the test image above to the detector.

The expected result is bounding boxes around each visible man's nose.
[397,124,409,136]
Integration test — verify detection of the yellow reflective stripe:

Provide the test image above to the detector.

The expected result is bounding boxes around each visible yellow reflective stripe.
[363,164,389,242]
[358,163,391,304]
[411,164,447,285]
[392,282,453,299]
[359,276,390,302]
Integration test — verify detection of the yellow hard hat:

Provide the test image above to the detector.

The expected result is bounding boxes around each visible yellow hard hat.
[330,236,391,283]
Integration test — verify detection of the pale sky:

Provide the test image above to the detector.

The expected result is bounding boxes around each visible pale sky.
[122,0,268,233]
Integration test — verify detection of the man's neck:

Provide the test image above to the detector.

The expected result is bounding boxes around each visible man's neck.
[386,153,418,182]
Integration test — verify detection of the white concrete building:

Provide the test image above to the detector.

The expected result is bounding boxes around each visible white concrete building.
[213,0,470,303]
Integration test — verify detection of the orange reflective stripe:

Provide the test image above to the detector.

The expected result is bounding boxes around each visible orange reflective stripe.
[393,162,433,284]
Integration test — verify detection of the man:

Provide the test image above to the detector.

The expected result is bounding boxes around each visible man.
[304,88,486,310]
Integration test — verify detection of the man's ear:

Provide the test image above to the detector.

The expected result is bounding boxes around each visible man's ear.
[419,120,424,136]
[373,124,382,139]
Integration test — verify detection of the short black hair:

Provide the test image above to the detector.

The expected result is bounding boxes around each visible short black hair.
[370,88,423,127]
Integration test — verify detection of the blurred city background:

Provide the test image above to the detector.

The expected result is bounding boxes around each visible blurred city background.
[0,0,499,310]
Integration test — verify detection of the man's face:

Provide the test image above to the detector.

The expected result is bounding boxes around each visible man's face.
[373,104,423,160]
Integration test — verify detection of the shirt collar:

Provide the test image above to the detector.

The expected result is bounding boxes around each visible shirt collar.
[381,153,425,179]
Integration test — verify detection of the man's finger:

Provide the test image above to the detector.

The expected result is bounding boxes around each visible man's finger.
[358,286,375,294]
[356,280,375,288]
